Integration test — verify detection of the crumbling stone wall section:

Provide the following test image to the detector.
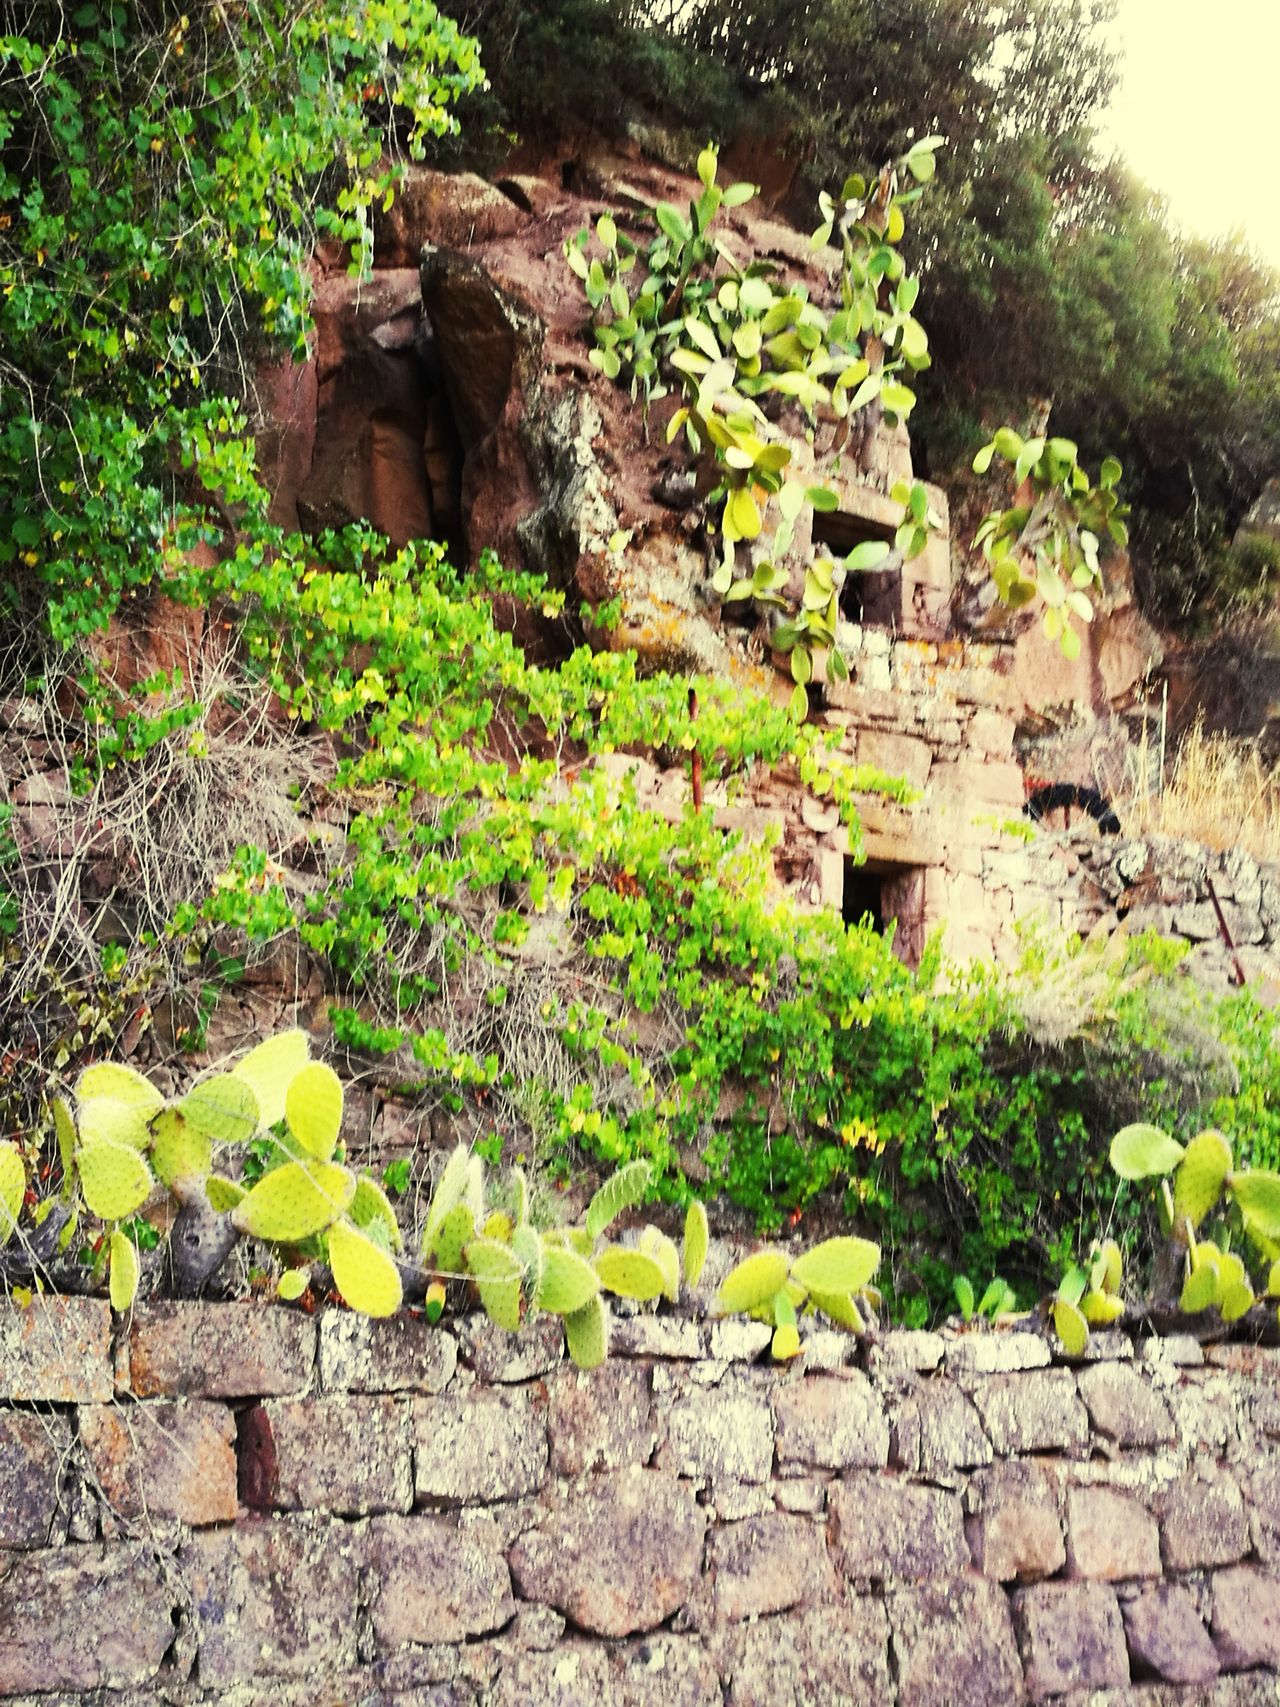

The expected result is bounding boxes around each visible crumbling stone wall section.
[3,1297,1280,1703]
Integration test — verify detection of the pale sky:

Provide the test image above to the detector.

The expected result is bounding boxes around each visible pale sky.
[1097,0,1280,267]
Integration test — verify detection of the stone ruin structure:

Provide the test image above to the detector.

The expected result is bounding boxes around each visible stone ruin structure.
[4,1293,1280,1702]
[251,147,1276,988]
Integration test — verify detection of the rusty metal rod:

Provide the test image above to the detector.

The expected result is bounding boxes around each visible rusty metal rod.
[1206,875,1248,987]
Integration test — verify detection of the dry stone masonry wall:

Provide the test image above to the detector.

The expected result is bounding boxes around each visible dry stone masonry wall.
[3,1298,1280,1703]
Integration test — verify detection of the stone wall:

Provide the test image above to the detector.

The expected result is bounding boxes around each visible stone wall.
[4,1296,1280,1703]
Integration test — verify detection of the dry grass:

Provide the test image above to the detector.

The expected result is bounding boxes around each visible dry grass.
[1106,715,1280,863]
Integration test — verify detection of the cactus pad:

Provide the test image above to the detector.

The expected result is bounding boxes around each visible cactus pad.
[510,1166,529,1228]
[584,1159,652,1241]
[1081,1288,1125,1325]
[350,1175,404,1253]
[1172,1129,1233,1236]
[0,1141,24,1246]
[682,1199,709,1289]
[1219,1274,1255,1323]
[1090,1239,1123,1295]
[284,1061,343,1160]
[232,1029,311,1128]
[465,1237,523,1331]
[808,1287,865,1331]
[277,1267,310,1301]
[52,1096,76,1184]
[512,1223,544,1299]
[421,1143,471,1258]
[77,1096,153,1154]
[1230,1170,1280,1240]
[329,1218,403,1317]
[716,1249,791,1314]
[483,1210,514,1244]
[791,1236,880,1296]
[537,1244,600,1315]
[108,1229,140,1311]
[77,1138,154,1221]
[1110,1122,1185,1180]
[1052,1296,1090,1356]
[1180,1257,1220,1314]
[231,1159,355,1243]
[593,1244,666,1301]
[771,1321,801,1360]
[149,1109,213,1189]
[205,1174,246,1213]
[76,1062,164,1119]
[181,1074,260,1146]
[433,1203,475,1278]
[640,1226,681,1303]
[565,1293,608,1370]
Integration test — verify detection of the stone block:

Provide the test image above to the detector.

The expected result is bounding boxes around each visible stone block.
[707,1512,838,1622]
[892,1381,992,1474]
[966,1461,1065,1583]
[127,1302,316,1397]
[318,1312,457,1394]
[0,1410,71,1547]
[365,1514,515,1647]
[1247,1461,1280,1563]
[414,1387,547,1504]
[1066,1485,1161,1580]
[249,1395,412,1515]
[1121,1582,1220,1685]
[1211,1565,1280,1670]
[969,1369,1089,1453]
[869,1330,944,1372]
[854,729,932,789]
[660,1388,774,1484]
[1014,1581,1129,1697]
[830,1474,968,1581]
[611,1316,704,1359]
[0,1543,176,1691]
[772,1372,888,1471]
[714,1603,892,1706]
[945,1331,1050,1375]
[547,1361,655,1477]
[455,1311,564,1382]
[508,1467,705,1637]
[79,1398,237,1527]
[1077,1362,1175,1446]
[706,1320,772,1362]
[967,709,1016,759]
[0,1296,112,1402]
[1159,1471,1250,1570]
[889,1576,1023,1707]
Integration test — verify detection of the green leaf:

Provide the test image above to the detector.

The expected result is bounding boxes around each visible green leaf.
[955,1272,978,1320]
[722,181,756,208]
[724,487,761,542]
[806,485,839,513]
[846,540,890,572]
[1110,1123,1185,1180]
[696,145,717,189]
[597,213,618,250]
[1052,1296,1089,1356]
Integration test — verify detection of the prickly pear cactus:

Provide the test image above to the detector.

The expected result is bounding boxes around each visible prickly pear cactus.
[465,1237,523,1331]
[232,1028,311,1128]
[682,1199,709,1288]
[328,1219,403,1317]
[149,1109,213,1190]
[76,1062,165,1119]
[584,1160,651,1241]
[791,1236,880,1296]
[231,1159,356,1243]
[76,1097,153,1153]
[77,1138,154,1221]
[433,1203,475,1278]
[0,1141,24,1245]
[421,1143,472,1259]
[1172,1130,1233,1236]
[350,1175,404,1253]
[536,1244,600,1315]
[639,1226,680,1303]
[717,1249,790,1314]
[284,1061,343,1160]
[180,1074,260,1145]
[594,1244,666,1302]
[108,1229,140,1312]
[205,1174,246,1213]
[565,1292,608,1369]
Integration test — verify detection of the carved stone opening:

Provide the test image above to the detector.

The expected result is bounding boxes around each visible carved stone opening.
[843,858,927,968]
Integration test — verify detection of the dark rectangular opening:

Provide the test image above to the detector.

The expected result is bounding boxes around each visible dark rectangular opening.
[813,509,901,628]
[843,858,926,968]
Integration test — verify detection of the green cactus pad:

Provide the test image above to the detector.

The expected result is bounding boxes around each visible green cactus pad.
[149,1109,213,1189]
[1090,1239,1123,1295]
[1052,1296,1090,1356]
[231,1159,356,1243]
[1180,1259,1220,1313]
[1269,1259,1280,1298]
[585,1160,652,1241]
[0,1141,24,1246]
[510,1166,529,1228]
[791,1236,880,1296]
[512,1223,544,1299]
[77,1138,154,1221]
[76,1062,164,1119]
[640,1226,681,1303]
[181,1074,260,1146]
[537,1244,601,1315]
[1172,1129,1233,1237]
[593,1244,666,1301]
[465,1153,487,1221]
[1220,1275,1255,1323]
[52,1096,77,1185]
[232,1029,311,1128]
[77,1096,153,1153]
[484,1210,513,1243]
[1230,1170,1280,1240]
[716,1249,791,1314]
[205,1174,246,1213]
[771,1321,801,1360]
[565,1293,608,1370]
[284,1061,343,1160]
[350,1175,404,1253]
[434,1203,475,1278]
[808,1288,866,1331]
[329,1218,403,1317]
[565,1226,594,1258]
[421,1143,471,1258]
[1110,1122,1185,1180]
[1081,1288,1125,1325]
[108,1229,140,1311]
[466,1237,523,1331]
[277,1266,310,1301]
[682,1199,709,1289]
